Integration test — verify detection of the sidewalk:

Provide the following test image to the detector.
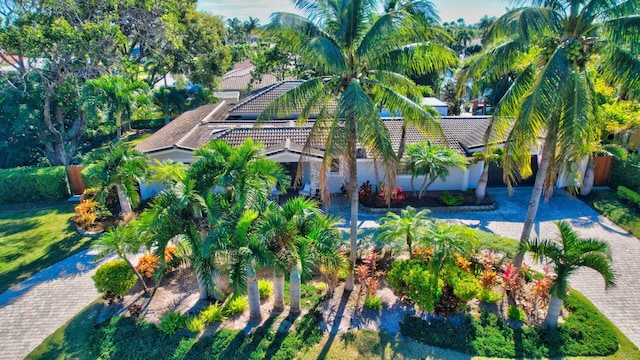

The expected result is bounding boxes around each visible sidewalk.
[0,249,111,360]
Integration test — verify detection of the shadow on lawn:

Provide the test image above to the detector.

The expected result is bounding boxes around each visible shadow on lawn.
[317,288,351,360]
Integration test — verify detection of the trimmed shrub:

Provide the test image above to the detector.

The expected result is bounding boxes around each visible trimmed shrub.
[363,295,383,310]
[617,186,640,208]
[92,260,138,298]
[440,191,464,206]
[257,279,273,300]
[224,296,248,316]
[200,303,225,324]
[609,158,640,193]
[158,311,187,336]
[508,305,526,321]
[0,166,70,204]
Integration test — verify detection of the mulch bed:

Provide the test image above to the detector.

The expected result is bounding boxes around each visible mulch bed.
[361,190,494,209]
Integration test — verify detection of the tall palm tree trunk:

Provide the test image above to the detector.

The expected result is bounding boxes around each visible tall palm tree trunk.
[198,275,208,300]
[397,124,407,160]
[346,137,358,291]
[119,251,148,292]
[273,268,285,312]
[475,164,489,202]
[544,296,563,328]
[116,184,133,213]
[289,263,301,314]
[514,133,554,270]
[246,266,262,321]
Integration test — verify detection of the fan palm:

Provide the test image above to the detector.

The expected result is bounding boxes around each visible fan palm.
[377,206,433,258]
[403,142,468,198]
[522,221,615,328]
[459,0,640,270]
[86,142,148,213]
[86,75,148,138]
[260,0,457,290]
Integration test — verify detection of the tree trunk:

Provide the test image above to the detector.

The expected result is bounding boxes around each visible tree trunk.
[514,134,554,271]
[116,111,122,139]
[120,252,148,292]
[544,296,563,328]
[475,165,489,202]
[418,173,430,199]
[580,160,595,196]
[273,268,285,312]
[407,235,413,259]
[345,137,358,291]
[198,276,208,300]
[289,263,301,314]
[211,271,224,301]
[116,184,133,213]
[246,266,261,322]
[397,124,407,160]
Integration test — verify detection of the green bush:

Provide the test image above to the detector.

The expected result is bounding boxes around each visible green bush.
[185,316,206,333]
[444,267,481,303]
[257,279,273,300]
[158,311,187,336]
[440,191,464,206]
[507,305,526,321]
[478,289,503,304]
[0,166,70,204]
[92,260,138,298]
[617,186,640,208]
[400,292,620,358]
[363,295,383,310]
[610,158,640,193]
[200,303,225,324]
[387,259,442,312]
[224,296,248,316]
[314,282,327,294]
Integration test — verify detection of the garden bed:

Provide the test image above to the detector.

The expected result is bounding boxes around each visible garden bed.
[360,190,497,213]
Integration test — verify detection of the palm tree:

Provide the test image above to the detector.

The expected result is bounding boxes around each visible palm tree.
[459,0,640,271]
[93,224,149,291]
[471,148,502,202]
[260,0,456,290]
[86,75,148,138]
[522,221,615,328]
[377,206,433,258]
[403,142,468,198]
[86,142,148,214]
[423,222,478,281]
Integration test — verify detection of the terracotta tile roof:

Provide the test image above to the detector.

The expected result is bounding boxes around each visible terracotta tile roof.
[135,102,227,153]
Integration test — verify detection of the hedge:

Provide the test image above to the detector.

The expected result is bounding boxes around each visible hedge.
[617,186,640,208]
[0,166,70,204]
[130,118,167,130]
[609,158,640,193]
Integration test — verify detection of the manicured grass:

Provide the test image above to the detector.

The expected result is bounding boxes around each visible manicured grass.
[475,229,519,258]
[580,189,640,239]
[0,203,92,293]
[28,302,324,359]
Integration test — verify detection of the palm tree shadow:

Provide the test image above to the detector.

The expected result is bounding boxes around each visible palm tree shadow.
[317,288,352,360]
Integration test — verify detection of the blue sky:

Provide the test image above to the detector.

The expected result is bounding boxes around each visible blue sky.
[198,0,509,25]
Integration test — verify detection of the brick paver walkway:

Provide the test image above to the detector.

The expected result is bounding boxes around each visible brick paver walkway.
[1,187,638,360]
[0,249,111,360]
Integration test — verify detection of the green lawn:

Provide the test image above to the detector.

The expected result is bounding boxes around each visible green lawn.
[0,203,92,293]
[579,189,640,239]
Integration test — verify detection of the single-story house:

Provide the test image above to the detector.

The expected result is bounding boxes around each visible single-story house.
[136,80,504,199]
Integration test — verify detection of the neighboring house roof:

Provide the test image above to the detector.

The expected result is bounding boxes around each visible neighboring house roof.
[137,80,499,158]
[220,60,279,91]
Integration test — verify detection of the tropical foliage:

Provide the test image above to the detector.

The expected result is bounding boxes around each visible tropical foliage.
[403,142,468,198]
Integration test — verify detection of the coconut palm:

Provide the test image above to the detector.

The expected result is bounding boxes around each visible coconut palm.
[377,206,433,258]
[260,0,456,289]
[471,148,502,202]
[403,142,468,198]
[86,75,148,138]
[522,221,615,328]
[93,224,149,291]
[86,142,148,213]
[459,0,640,270]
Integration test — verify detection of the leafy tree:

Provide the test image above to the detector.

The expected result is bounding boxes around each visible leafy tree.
[522,221,615,328]
[377,206,433,257]
[260,0,455,290]
[460,0,640,270]
[403,142,468,198]
[152,85,215,120]
[86,142,148,213]
[86,75,149,139]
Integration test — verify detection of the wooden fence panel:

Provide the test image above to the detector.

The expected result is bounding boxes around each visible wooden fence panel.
[66,166,86,195]
[593,156,612,186]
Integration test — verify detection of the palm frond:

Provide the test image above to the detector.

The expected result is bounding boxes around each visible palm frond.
[599,46,640,91]
[257,77,328,122]
[486,7,560,46]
